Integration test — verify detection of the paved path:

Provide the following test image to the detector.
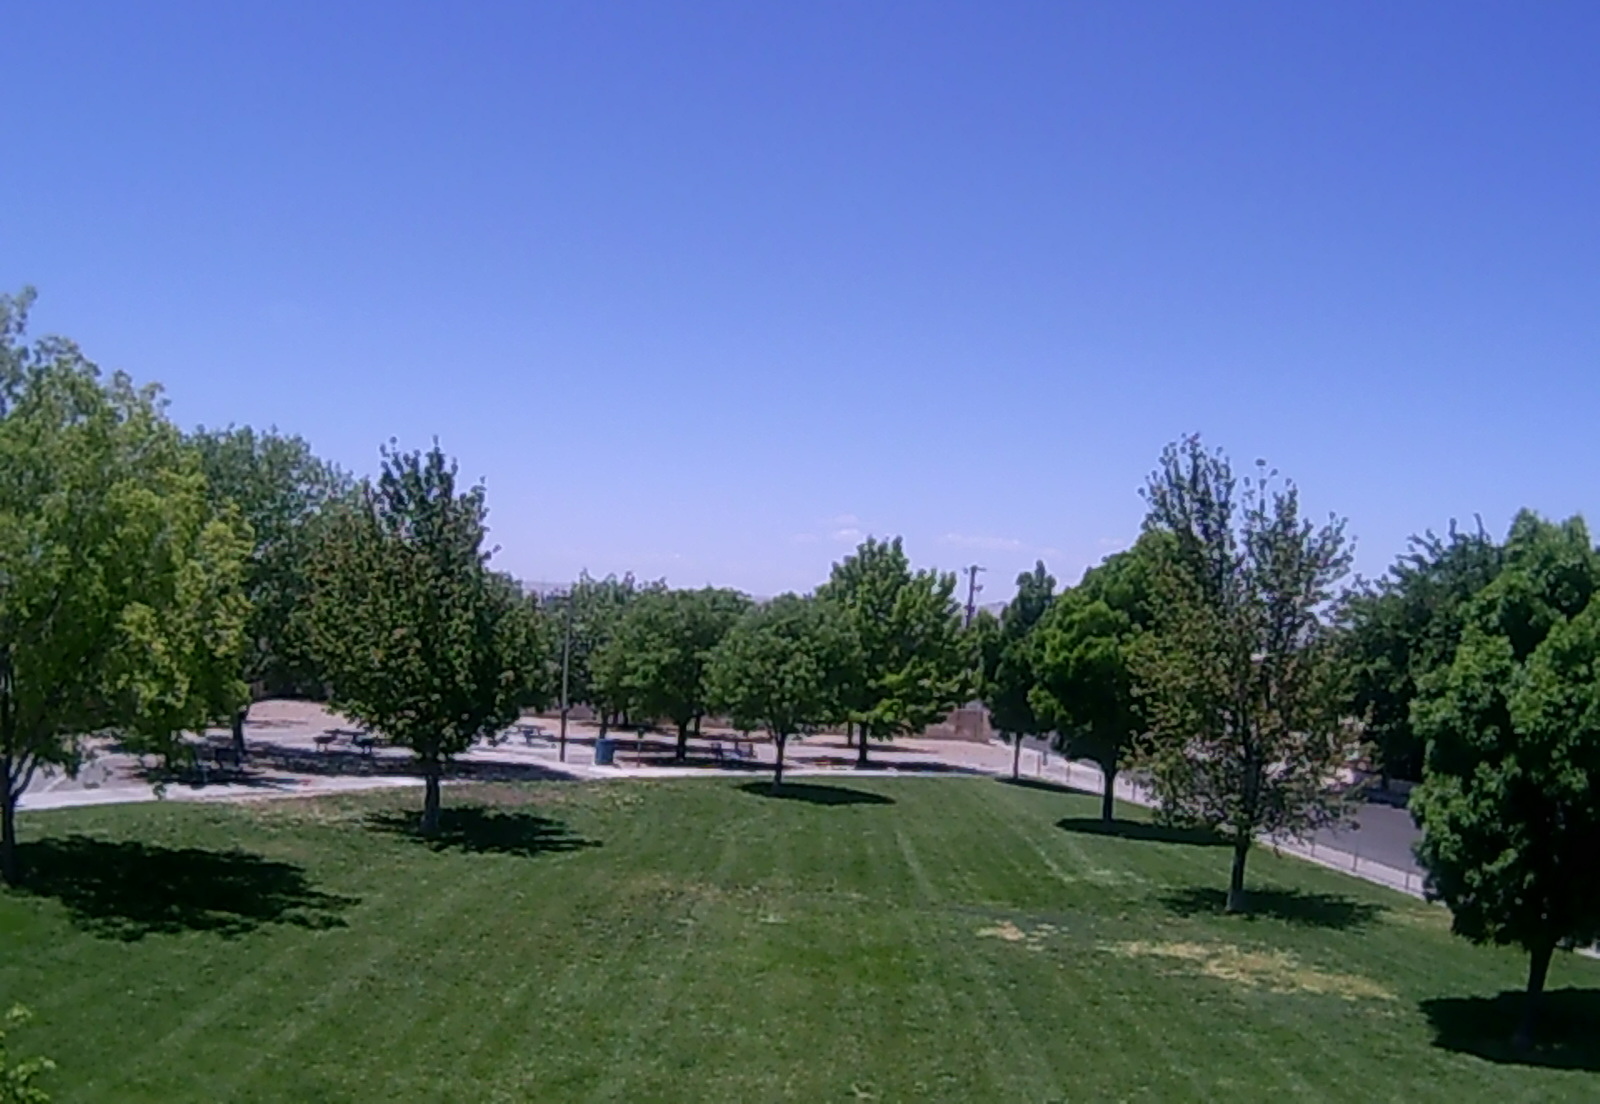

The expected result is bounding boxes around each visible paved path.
[21,699,1429,900]
[1003,742,1427,898]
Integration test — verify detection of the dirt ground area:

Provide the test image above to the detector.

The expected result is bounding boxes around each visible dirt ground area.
[19,699,1045,814]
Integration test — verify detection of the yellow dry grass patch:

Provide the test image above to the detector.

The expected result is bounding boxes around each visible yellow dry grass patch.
[1385,906,1451,933]
[975,920,1064,951]
[245,797,374,828]
[1108,940,1395,1001]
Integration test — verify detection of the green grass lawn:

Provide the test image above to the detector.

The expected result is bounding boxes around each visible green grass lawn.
[2,777,1597,1102]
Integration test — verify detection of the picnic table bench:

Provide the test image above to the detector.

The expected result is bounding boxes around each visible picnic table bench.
[514,722,550,746]
[177,735,242,784]
[197,736,243,773]
[711,733,757,762]
[316,728,373,754]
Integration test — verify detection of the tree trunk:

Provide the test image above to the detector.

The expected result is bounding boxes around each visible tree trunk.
[857,727,869,769]
[845,721,854,748]
[0,782,18,887]
[771,733,787,793]
[0,656,16,884]
[231,703,250,763]
[1515,937,1556,1051]
[675,722,689,762]
[420,757,442,835]
[1225,836,1251,913]
[1012,737,1022,781]
[1100,764,1117,823]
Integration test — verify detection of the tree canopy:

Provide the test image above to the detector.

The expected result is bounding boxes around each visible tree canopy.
[1030,537,1159,821]
[567,572,656,734]
[819,537,969,767]
[596,586,750,759]
[304,443,542,833]
[1411,511,1600,1049]
[707,595,858,791]
[1134,436,1357,913]
[190,425,349,721]
[979,561,1055,779]
[1342,521,1504,782]
[0,291,249,881]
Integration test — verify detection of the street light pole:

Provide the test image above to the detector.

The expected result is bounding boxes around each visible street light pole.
[558,589,572,763]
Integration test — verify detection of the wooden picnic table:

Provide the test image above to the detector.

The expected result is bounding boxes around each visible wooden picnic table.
[195,735,243,771]
[514,722,549,746]
[710,733,758,762]
[315,728,370,753]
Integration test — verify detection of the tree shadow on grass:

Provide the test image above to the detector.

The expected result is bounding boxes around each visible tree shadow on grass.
[1160,885,1384,931]
[737,781,894,806]
[1002,777,1095,798]
[1056,817,1228,847]
[1422,989,1600,1070]
[365,806,598,858]
[797,757,987,775]
[13,836,355,941]
[245,740,582,784]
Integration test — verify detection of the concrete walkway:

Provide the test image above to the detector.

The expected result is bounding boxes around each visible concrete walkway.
[20,699,1429,902]
[1026,752,1427,899]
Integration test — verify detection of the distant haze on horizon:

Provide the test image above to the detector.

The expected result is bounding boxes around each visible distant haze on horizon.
[5,2,1596,601]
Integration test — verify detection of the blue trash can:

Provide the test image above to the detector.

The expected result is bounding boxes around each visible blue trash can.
[594,736,616,766]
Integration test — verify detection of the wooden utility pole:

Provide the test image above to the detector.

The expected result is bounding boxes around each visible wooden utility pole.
[558,587,573,762]
[963,564,986,627]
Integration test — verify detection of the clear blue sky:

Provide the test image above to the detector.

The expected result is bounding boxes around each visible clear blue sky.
[5,2,1597,599]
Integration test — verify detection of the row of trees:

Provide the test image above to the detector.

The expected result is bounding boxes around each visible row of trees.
[286,494,978,818]
[0,292,978,851]
[977,439,1355,912]
[975,436,1600,1047]
[8,292,1594,1045]
[0,293,554,858]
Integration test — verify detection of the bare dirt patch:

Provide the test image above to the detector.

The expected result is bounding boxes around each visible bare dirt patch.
[975,919,1065,951]
[1107,939,1395,1001]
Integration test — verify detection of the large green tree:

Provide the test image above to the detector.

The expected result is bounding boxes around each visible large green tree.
[0,291,249,881]
[1342,522,1504,783]
[489,570,556,717]
[819,537,969,768]
[980,561,1055,779]
[707,595,858,792]
[1411,511,1600,1050]
[304,444,540,834]
[1030,537,1159,822]
[596,586,750,760]
[567,572,654,736]
[1135,437,1357,913]
[191,426,349,757]
[107,509,253,772]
